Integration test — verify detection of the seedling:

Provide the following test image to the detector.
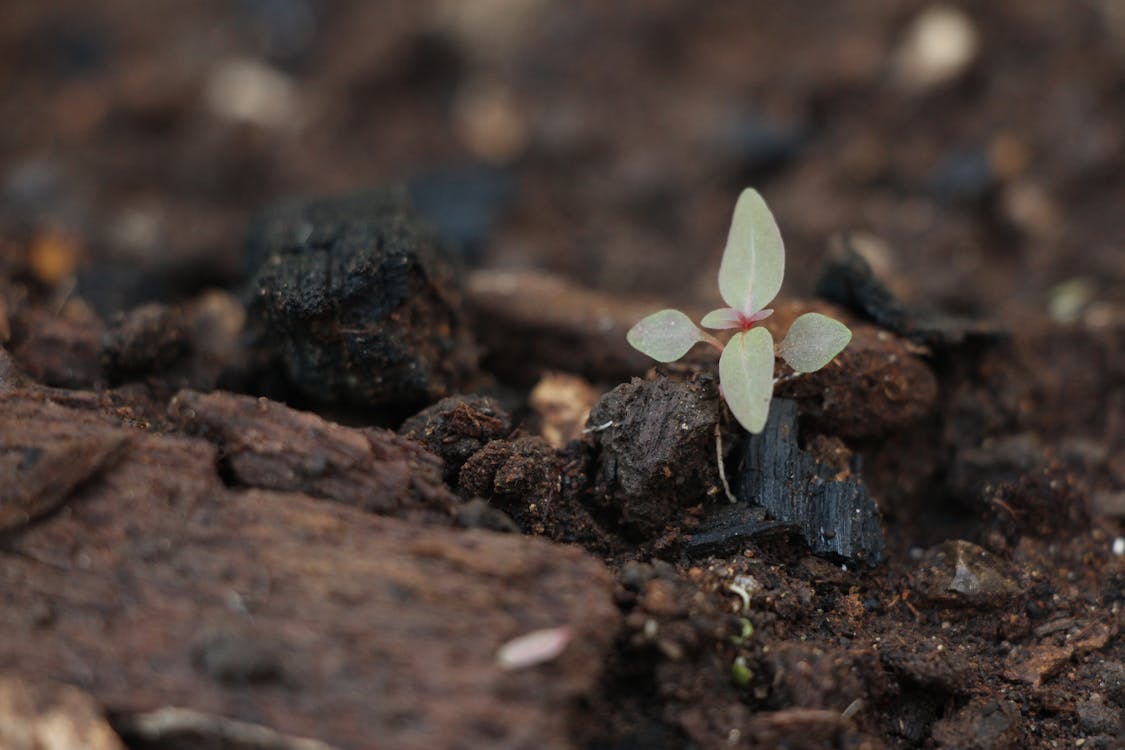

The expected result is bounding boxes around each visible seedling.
[731,655,753,687]
[627,188,851,434]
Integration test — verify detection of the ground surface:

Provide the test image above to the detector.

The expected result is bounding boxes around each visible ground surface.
[1,2,1123,749]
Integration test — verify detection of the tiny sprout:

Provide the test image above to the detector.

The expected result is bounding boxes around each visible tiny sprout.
[731,656,753,687]
[627,189,852,434]
[730,617,755,646]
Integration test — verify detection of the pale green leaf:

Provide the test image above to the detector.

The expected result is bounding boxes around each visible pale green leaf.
[777,312,852,373]
[701,307,742,330]
[718,188,785,315]
[719,327,775,434]
[627,309,706,362]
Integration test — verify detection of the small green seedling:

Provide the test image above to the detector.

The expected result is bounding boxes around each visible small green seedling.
[627,188,851,434]
[731,655,753,687]
[730,617,755,646]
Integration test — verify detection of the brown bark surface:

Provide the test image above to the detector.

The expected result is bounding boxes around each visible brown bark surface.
[0,389,619,750]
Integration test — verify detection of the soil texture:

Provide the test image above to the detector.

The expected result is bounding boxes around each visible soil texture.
[1,2,1124,749]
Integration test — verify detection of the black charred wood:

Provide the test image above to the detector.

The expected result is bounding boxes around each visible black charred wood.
[245,188,478,412]
[732,399,884,564]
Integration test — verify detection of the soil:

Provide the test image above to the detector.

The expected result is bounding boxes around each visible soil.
[1,2,1124,749]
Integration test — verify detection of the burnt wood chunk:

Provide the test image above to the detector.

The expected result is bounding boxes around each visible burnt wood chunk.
[733,399,883,564]
[246,189,478,411]
[816,237,1006,351]
[168,389,457,520]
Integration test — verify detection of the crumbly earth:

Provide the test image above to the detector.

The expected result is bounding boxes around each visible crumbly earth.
[1,2,1124,749]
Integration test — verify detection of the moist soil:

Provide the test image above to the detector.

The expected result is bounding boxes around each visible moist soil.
[1,2,1124,749]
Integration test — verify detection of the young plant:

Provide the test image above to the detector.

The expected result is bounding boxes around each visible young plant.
[627,188,851,434]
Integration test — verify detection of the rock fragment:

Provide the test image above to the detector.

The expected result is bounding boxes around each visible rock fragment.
[1075,695,1120,735]
[892,4,979,92]
[914,540,1022,606]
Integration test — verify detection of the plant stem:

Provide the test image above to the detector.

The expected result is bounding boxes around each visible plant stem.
[702,331,724,353]
[715,423,737,503]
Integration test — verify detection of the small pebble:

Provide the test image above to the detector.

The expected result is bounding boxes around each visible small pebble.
[894,4,979,91]
[206,57,298,129]
[496,625,574,670]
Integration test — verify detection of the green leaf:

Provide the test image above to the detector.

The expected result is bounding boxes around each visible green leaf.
[777,312,852,373]
[718,188,785,316]
[701,307,743,330]
[720,327,775,433]
[627,309,707,362]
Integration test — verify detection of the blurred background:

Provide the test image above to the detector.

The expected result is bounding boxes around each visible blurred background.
[2,0,1123,323]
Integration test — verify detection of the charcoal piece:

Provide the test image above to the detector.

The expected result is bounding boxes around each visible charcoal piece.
[587,375,722,537]
[733,399,883,564]
[816,236,1006,351]
[682,501,796,558]
[245,188,478,411]
[814,238,907,333]
[399,394,511,484]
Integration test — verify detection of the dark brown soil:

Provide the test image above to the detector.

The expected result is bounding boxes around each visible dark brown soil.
[1,3,1124,749]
